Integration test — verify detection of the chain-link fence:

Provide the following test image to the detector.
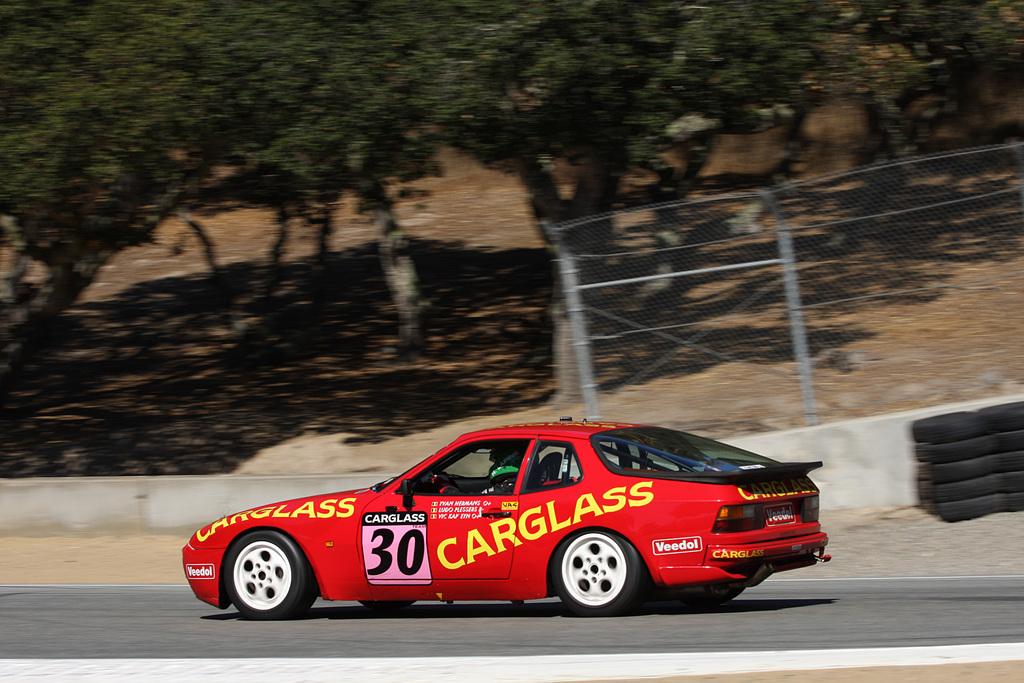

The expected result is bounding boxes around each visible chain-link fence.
[550,143,1024,434]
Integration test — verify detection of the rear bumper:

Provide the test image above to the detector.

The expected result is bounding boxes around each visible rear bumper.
[706,531,829,569]
[654,532,829,587]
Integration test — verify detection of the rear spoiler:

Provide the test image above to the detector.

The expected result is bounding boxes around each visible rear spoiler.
[611,461,823,485]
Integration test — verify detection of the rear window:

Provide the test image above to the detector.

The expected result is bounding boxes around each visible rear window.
[592,427,779,474]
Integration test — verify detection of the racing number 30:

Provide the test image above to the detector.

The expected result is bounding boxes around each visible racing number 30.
[366,527,425,576]
[361,512,432,585]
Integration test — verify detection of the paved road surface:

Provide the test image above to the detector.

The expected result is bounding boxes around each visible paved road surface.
[2,576,1023,659]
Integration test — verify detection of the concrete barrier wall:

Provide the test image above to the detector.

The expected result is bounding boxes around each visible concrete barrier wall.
[729,411,920,510]
[3,394,1021,536]
[0,474,382,537]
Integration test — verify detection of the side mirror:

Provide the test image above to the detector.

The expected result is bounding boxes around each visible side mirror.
[399,478,414,510]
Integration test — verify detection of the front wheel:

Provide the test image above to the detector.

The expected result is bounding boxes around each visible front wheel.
[551,531,648,617]
[224,530,318,620]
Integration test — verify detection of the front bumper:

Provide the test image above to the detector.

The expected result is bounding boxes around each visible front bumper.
[182,543,226,608]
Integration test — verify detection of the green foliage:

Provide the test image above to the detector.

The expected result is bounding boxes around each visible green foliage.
[844,0,1023,64]
[430,1,1024,163]
[823,1,1024,101]
[3,1,1021,230]
[427,1,837,174]
[664,1,833,123]
[0,0,440,237]
[194,0,438,206]
[0,0,212,224]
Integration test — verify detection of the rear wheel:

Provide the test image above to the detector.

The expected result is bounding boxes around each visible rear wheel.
[679,585,744,608]
[551,531,648,617]
[224,530,317,620]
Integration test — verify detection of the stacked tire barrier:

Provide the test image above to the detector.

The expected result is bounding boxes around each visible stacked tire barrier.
[912,402,1024,522]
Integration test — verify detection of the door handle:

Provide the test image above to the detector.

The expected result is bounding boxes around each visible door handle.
[482,511,511,518]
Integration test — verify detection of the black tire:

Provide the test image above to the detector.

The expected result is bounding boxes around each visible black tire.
[979,402,1024,432]
[915,435,997,464]
[223,530,318,621]
[934,493,1004,523]
[994,430,1024,453]
[911,412,989,444]
[551,531,649,617]
[931,474,1001,504]
[916,472,937,514]
[1005,492,1024,512]
[679,585,745,609]
[930,454,997,485]
[995,451,1024,473]
[358,600,415,611]
[1000,471,1024,493]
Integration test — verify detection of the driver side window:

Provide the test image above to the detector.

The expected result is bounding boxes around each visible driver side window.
[412,439,531,496]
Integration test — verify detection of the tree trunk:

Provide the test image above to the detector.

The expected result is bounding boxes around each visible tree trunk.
[0,231,113,408]
[177,209,244,334]
[375,200,428,362]
[263,205,291,306]
[515,148,625,410]
[535,218,579,411]
[241,203,293,352]
[1,175,180,408]
[309,202,334,336]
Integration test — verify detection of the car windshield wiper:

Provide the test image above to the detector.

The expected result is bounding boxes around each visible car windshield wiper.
[371,476,397,492]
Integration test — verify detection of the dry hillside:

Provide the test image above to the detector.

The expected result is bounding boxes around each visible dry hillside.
[2,129,1023,477]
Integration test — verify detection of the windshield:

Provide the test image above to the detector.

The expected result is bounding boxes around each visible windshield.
[592,427,779,474]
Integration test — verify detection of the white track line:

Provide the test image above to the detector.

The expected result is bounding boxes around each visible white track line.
[770,574,1024,582]
[3,644,1024,682]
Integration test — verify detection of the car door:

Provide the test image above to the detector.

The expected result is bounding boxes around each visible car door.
[358,438,531,584]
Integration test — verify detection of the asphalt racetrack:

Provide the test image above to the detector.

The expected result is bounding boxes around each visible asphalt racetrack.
[3,575,1023,681]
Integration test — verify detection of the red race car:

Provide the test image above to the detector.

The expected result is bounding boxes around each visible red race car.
[183,420,830,619]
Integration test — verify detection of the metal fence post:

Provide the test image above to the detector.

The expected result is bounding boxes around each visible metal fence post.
[554,238,602,419]
[1012,142,1024,222]
[760,189,819,426]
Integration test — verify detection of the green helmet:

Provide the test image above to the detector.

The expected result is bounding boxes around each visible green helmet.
[489,464,519,481]
[489,447,521,480]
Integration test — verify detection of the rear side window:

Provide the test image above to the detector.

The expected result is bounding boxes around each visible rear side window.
[521,442,583,493]
[593,427,779,474]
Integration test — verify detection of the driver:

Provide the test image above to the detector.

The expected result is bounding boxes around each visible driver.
[432,444,522,496]
[483,445,522,494]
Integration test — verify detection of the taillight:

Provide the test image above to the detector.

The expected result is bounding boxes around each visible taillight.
[712,504,762,533]
[802,495,820,523]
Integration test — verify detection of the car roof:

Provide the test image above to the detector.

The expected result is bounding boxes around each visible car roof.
[457,421,645,441]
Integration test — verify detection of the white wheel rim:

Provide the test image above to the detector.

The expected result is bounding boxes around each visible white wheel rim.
[232,540,293,612]
[560,533,628,607]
